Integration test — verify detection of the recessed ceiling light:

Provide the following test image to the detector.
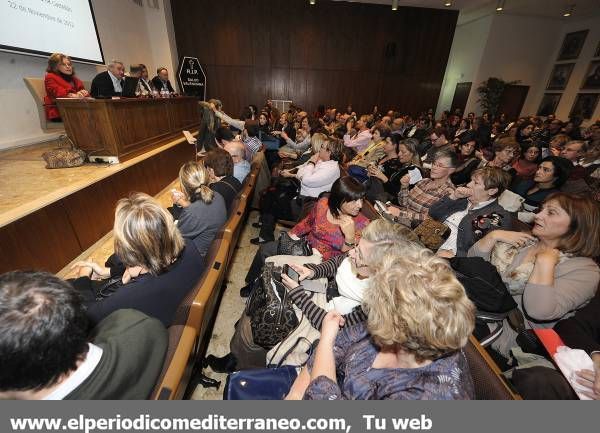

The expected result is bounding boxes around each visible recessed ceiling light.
[563,4,575,17]
[496,0,506,11]
[444,1,452,6]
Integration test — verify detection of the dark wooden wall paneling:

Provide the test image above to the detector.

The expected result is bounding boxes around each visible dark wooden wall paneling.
[171,0,457,117]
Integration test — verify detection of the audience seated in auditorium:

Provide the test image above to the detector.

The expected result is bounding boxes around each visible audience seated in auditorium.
[478,136,519,179]
[242,122,263,161]
[468,193,600,359]
[343,115,373,153]
[453,118,471,143]
[511,292,600,400]
[511,142,541,181]
[44,53,89,122]
[450,133,481,185]
[70,193,205,327]
[243,177,369,295]
[346,125,391,181]
[430,167,512,258]
[278,115,315,157]
[203,148,242,213]
[0,271,167,399]
[151,67,175,94]
[386,149,457,228]
[171,161,227,256]
[405,116,429,143]
[422,126,452,165]
[281,220,417,333]
[365,137,423,203]
[210,220,417,373]
[511,156,572,210]
[222,139,251,184]
[251,138,343,244]
[90,59,126,98]
[286,240,476,400]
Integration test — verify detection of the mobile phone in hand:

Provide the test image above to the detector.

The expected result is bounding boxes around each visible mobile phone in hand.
[283,264,299,283]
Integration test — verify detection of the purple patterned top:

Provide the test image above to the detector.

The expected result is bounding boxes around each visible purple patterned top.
[303,323,474,400]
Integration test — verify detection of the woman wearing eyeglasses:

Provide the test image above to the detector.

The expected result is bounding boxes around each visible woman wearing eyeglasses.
[386,149,457,228]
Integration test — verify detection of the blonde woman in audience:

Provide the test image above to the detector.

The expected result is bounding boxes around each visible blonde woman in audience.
[468,192,600,358]
[71,193,205,327]
[171,161,227,256]
[286,241,476,400]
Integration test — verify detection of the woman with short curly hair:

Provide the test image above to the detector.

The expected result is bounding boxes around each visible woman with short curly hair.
[287,241,476,400]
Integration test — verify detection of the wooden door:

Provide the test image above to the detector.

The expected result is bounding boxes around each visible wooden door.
[450,82,472,115]
[498,85,530,120]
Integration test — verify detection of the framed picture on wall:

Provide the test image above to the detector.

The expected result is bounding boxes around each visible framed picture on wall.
[581,60,600,89]
[537,93,562,116]
[569,93,599,119]
[546,63,575,90]
[557,30,589,61]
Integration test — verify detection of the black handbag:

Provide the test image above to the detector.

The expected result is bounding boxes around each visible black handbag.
[245,262,299,350]
[449,256,517,314]
[276,231,312,256]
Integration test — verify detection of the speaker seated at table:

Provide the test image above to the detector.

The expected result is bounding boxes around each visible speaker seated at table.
[90,60,126,98]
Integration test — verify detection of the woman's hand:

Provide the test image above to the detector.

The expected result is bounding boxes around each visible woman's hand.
[71,260,110,280]
[368,165,387,182]
[122,266,145,284]
[436,249,456,259]
[386,204,401,217]
[289,264,314,281]
[333,214,355,243]
[489,230,535,247]
[280,169,295,178]
[400,174,410,187]
[280,131,289,141]
[575,353,600,400]
[320,311,345,345]
[281,274,300,290]
[452,186,473,200]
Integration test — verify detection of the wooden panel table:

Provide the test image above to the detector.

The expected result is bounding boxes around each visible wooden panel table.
[57,96,200,162]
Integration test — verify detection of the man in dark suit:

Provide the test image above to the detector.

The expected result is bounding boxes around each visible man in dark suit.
[90,60,126,98]
[151,67,175,94]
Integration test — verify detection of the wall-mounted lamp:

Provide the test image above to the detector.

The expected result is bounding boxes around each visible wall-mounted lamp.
[392,0,398,11]
[563,4,575,17]
[444,1,452,6]
[496,0,506,11]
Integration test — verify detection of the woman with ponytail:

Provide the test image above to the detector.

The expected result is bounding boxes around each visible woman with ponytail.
[172,161,228,256]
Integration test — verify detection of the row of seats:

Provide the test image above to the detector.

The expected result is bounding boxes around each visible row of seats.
[151,152,263,399]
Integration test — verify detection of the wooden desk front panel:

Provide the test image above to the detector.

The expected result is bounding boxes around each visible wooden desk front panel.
[59,100,117,156]
[0,139,196,274]
[58,97,200,162]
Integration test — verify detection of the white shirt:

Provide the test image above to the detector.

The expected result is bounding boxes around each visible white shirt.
[326,257,371,314]
[439,198,495,254]
[107,70,123,93]
[296,160,340,198]
[43,343,103,400]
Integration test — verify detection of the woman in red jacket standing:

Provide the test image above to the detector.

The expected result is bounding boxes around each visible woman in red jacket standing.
[44,53,89,121]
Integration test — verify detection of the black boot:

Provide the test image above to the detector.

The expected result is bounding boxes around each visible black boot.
[204,353,237,373]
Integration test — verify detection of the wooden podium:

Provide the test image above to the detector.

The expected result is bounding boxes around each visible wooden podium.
[57,96,200,162]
